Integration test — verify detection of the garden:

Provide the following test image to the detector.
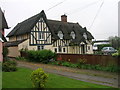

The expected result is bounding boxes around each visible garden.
[18,49,120,73]
[2,47,120,88]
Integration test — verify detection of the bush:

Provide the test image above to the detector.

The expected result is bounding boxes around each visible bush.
[30,68,48,88]
[112,48,120,57]
[15,56,27,61]
[77,58,87,68]
[2,60,17,72]
[69,63,78,68]
[61,61,71,67]
[50,61,78,68]
[27,50,56,63]
[50,60,120,72]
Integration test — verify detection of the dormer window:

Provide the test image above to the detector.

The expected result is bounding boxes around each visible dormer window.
[83,33,87,40]
[58,31,63,39]
[70,31,75,39]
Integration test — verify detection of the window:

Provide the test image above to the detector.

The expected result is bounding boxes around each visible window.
[88,46,90,50]
[58,31,63,39]
[109,47,115,50]
[38,46,44,50]
[38,32,44,40]
[58,46,62,52]
[83,33,87,40]
[63,48,66,52]
[54,48,57,53]
[102,47,108,50]
[70,31,75,39]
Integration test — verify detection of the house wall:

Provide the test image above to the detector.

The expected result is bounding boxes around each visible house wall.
[19,39,54,51]
[9,34,29,41]
[18,39,37,50]
[30,18,52,45]
[7,46,20,57]
[53,46,68,53]
[68,46,81,54]
[87,45,93,54]
[16,34,29,41]
[9,36,16,41]
[8,38,93,58]
[8,39,93,58]
[44,45,54,51]
[86,40,93,54]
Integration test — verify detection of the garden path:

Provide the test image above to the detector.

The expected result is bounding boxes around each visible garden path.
[16,61,119,88]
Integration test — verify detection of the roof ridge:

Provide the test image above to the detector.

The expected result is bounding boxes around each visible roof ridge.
[47,19,78,24]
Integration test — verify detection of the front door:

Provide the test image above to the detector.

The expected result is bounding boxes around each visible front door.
[81,45,85,54]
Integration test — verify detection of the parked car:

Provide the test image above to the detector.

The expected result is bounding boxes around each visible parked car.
[101,47,117,55]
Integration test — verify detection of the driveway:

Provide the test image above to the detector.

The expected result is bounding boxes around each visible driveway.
[16,61,119,88]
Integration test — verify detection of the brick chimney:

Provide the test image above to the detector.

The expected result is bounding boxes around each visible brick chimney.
[61,14,67,22]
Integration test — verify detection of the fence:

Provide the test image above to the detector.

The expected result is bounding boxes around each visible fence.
[20,51,119,66]
[57,53,120,66]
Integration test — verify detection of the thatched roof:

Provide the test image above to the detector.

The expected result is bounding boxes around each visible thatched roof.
[7,10,94,44]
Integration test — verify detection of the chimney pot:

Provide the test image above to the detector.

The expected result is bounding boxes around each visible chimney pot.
[61,14,67,22]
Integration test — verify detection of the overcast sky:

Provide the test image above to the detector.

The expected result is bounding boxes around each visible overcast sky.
[0,0,119,40]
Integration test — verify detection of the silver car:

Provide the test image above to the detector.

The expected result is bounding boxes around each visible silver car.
[101,47,117,55]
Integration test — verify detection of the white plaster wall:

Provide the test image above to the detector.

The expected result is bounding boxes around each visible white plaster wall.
[18,39,37,51]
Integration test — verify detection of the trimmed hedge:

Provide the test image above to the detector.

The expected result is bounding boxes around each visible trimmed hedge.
[27,50,56,64]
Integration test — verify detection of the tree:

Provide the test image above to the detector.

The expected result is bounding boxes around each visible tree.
[109,36,120,50]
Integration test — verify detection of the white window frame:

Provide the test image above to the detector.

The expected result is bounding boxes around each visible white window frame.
[38,46,44,50]
[38,32,44,40]
[58,31,63,39]
[70,31,75,39]
[83,33,87,40]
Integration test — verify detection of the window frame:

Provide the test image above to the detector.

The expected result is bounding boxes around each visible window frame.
[38,32,44,40]
[83,33,87,40]
[63,48,66,52]
[38,46,44,50]
[70,31,75,39]
[54,48,57,53]
[58,31,63,39]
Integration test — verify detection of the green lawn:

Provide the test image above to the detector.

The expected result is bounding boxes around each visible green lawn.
[2,67,113,88]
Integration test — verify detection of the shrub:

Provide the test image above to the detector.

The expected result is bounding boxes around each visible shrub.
[15,56,27,61]
[40,50,56,64]
[27,50,56,63]
[112,48,120,57]
[69,63,78,68]
[2,60,17,72]
[77,58,87,68]
[30,68,48,88]
[61,61,71,67]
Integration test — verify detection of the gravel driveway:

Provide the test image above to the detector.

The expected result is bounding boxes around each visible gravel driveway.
[16,61,119,88]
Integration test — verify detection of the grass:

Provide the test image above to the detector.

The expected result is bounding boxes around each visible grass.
[2,67,33,88]
[2,67,113,88]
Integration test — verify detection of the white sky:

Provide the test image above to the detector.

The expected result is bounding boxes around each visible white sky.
[0,0,119,40]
